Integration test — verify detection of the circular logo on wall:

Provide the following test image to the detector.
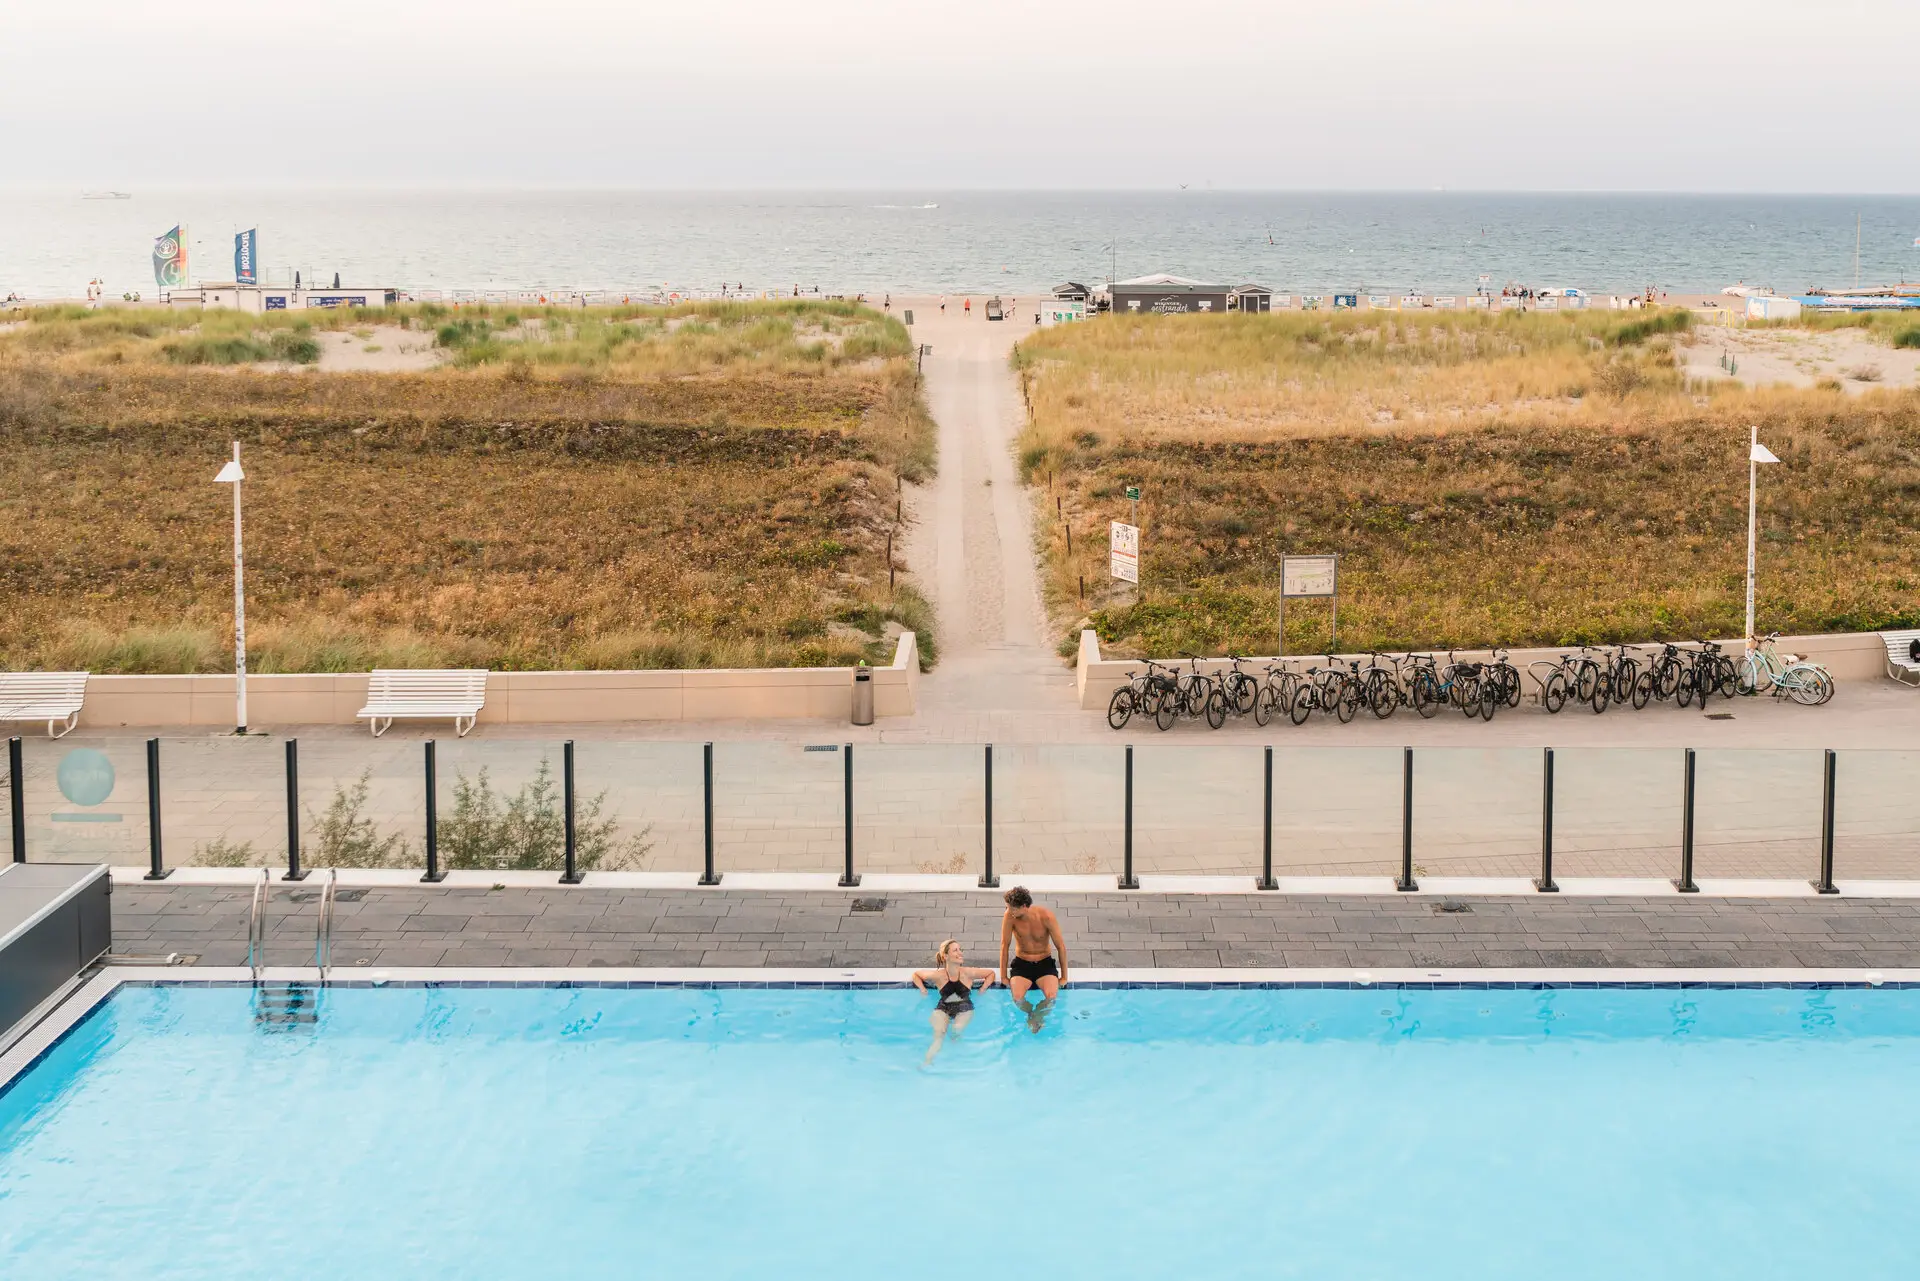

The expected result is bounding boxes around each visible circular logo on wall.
[57,749,116,807]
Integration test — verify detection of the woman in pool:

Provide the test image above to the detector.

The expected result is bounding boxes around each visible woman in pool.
[910,940,996,1065]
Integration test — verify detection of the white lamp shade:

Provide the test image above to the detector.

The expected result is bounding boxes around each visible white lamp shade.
[1749,441,1779,464]
[214,460,245,482]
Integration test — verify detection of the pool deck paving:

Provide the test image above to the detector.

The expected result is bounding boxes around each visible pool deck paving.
[114,884,1920,971]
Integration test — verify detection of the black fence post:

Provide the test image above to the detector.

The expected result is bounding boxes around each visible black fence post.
[1118,745,1139,889]
[839,742,860,887]
[979,744,999,888]
[559,740,583,884]
[1256,745,1277,890]
[698,742,721,886]
[1675,747,1699,893]
[421,739,445,883]
[1813,748,1838,895]
[1535,746,1559,892]
[8,737,24,863]
[283,738,308,881]
[143,737,171,880]
[1395,746,1417,892]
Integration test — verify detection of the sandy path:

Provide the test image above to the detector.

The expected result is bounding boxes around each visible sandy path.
[895,297,1073,718]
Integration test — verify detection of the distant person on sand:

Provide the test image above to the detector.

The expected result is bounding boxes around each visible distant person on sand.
[940,295,946,313]
[964,297,970,315]
[910,940,996,1065]
[999,886,1067,1033]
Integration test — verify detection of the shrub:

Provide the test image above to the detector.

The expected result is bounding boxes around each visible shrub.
[439,758,650,871]
[269,329,321,364]
[161,334,270,365]
[307,770,413,868]
[1893,327,1920,350]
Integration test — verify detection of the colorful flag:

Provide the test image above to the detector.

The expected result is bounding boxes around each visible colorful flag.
[152,226,187,288]
[234,228,257,284]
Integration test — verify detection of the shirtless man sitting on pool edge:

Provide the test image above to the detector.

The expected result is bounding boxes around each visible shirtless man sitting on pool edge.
[998,886,1067,1026]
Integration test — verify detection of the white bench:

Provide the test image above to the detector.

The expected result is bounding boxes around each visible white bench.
[357,669,488,737]
[1884,630,1920,687]
[0,671,89,738]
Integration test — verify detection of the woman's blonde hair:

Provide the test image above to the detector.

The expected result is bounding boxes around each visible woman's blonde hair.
[934,939,960,964]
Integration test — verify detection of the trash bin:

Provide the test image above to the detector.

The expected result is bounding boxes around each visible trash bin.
[851,665,875,725]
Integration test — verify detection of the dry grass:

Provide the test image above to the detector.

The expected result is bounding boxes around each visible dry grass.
[0,302,937,673]
[1017,310,1920,656]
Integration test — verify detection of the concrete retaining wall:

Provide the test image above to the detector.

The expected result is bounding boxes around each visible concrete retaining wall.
[1075,630,1889,710]
[71,633,919,728]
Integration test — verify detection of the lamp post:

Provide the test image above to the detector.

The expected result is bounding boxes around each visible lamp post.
[214,442,248,734]
[1744,424,1779,656]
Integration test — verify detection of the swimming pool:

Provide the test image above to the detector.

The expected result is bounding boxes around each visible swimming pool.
[5,978,1920,1280]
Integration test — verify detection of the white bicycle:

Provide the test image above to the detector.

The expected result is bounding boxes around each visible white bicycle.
[1739,633,1834,705]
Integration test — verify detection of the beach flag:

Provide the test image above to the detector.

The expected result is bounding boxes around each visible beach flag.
[234,228,257,284]
[152,226,187,288]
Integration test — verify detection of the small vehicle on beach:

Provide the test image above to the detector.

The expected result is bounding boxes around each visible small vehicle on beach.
[984,297,1004,321]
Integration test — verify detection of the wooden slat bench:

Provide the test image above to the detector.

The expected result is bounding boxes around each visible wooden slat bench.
[357,669,489,737]
[1885,630,1920,688]
[0,671,89,738]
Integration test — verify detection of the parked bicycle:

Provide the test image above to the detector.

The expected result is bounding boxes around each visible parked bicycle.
[1739,633,1835,705]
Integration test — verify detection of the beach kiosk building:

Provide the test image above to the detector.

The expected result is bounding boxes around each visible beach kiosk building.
[1109,274,1274,315]
[1229,283,1274,313]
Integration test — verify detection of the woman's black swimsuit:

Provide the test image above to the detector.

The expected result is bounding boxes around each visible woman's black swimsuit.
[936,977,974,1016]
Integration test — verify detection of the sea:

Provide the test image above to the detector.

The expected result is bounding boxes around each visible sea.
[4,190,1917,301]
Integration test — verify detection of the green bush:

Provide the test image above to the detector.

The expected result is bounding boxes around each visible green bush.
[440,758,650,871]
[1893,327,1920,350]
[161,334,271,365]
[269,328,321,364]
[308,770,413,867]
[1609,311,1691,346]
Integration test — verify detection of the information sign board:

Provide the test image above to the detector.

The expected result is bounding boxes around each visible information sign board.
[1110,522,1139,584]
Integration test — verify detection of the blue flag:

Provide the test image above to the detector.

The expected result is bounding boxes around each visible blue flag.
[234,228,257,284]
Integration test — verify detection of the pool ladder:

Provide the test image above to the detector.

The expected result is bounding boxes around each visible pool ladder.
[248,867,337,1029]
[246,866,337,984]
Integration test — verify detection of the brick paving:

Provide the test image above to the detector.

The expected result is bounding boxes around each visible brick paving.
[113,884,1920,970]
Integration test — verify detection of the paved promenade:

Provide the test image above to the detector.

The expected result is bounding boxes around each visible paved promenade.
[115,884,1920,971]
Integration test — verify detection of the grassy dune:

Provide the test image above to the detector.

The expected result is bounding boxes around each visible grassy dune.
[0,302,936,673]
[1016,309,1920,657]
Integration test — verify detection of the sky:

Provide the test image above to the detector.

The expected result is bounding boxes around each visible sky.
[4,0,1917,191]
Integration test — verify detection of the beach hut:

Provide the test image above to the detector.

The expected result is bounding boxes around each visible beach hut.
[1228,283,1274,313]
[1051,282,1092,305]
[1109,273,1230,315]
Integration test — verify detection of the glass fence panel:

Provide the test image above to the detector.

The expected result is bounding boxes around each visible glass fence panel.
[1132,744,1261,876]
[20,735,151,865]
[1693,749,1823,881]
[855,745,983,876]
[1272,747,1401,877]
[1552,749,1683,879]
[296,737,429,870]
[995,745,1123,878]
[1834,750,1920,880]
[712,742,845,874]
[572,742,705,874]
[158,735,286,868]
[1411,747,1540,879]
[430,739,568,874]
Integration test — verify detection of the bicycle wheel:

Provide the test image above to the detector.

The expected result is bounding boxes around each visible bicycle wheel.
[1252,684,1274,728]
[1589,671,1610,714]
[1654,659,1680,701]
[1106,686,1133,730]
[1499,665,1522,709]
[1610,660,1636,706]
[1411,670,1441,718]
[1738,653,1767,697]
[1676,669,1696,708]
[1288,684,1314,726]
[1205,688,1227,730]
[1630,669,1653,711]
[1478,677,1501,720]
[1368,672,1396,720]
[1788,667,1833,706]
[1542,671,1569,714]
[1154,688,1177,731]
[1333,679,1357,723]
[1231,675,1257,717]
[1715,657,1739,699]
[1574,661,1600,703]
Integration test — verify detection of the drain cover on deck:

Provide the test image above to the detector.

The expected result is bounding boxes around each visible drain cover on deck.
[1431,901,1473,915]
[1707,713,1734,720]
[851,898,889,913]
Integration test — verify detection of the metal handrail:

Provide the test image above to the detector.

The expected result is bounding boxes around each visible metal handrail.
[246,867,269,983]
[314,867,338,983]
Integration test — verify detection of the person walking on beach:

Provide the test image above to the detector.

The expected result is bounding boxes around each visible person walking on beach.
[963,297,971,316]
[939,295,946,314]
[911,940,996,1065]
[998,886,1066,1032]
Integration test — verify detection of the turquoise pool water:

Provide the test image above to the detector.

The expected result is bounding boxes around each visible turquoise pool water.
[4,982,1919,1280]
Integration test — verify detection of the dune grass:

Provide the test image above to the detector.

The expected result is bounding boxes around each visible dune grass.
[0,301,936,673]
[1017,309,1920,657]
